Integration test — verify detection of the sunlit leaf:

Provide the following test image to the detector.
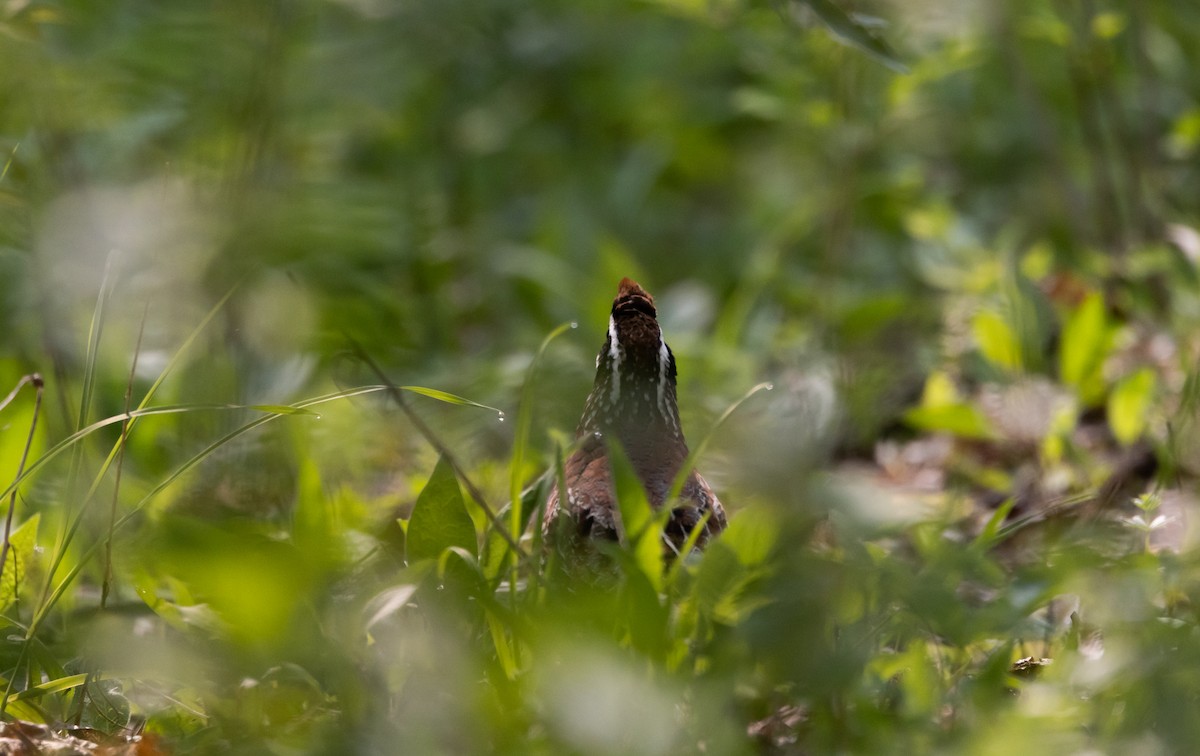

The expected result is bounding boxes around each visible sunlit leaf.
[904,404,995,440]
[406,455,477,562]
[5,672,92,704]
[1091,12,1126,39]
[718,506,778,569]
[973,309,1022,371]
[0,514,38,611]
[292,456,334,567]
[691,509,778,623]
[920,371,961,407]
[1108,368,1156,446]
[399,386,504,415]
[1059,292,1111,405]
[153,518,314,645]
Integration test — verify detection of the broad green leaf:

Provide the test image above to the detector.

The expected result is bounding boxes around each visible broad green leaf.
[621,564,669,660]
[406,455,477,562]
[690,509,779,622]
[152,518,313,645]
[1059,292,1111,405]
[691,541,747,622]
[1108,368,1156,446]
[907,371,995,439]
[793,0,908,73]
[719,506,779,569]
[0,514,39,611]
[973,309,1022,371]
[607,440,665,591]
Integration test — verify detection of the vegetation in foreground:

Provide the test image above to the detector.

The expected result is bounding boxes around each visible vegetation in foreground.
[1,1,1200,753]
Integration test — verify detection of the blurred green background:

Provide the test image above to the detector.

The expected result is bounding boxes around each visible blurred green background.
[3,0,1200,753]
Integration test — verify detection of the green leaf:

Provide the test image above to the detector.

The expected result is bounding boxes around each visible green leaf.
[406,455,477,562]
[1108,368,1156,446]
[971,497,1016,551]
[905,371,995,439]
[691,508,779,622]
[292,456,334,567]
[973,309,1022,371]
[919,370,962,408]
[246,404,320,416]
[5,672,93,704]
[607,440,665,592]
[0,514,39,611]
[720,506,779,569]
[399,386,504,415]
[1059,292,1111,405]
[904,404,995,440]
[791,0,908,73]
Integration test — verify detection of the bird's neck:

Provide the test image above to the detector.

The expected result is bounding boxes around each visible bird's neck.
[578,342,688,466]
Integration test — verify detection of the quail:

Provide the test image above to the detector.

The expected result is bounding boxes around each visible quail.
[544,278,727,554]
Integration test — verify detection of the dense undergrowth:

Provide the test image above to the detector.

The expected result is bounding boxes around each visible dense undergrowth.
[3,0,1200,753]
[1,260,1199,754]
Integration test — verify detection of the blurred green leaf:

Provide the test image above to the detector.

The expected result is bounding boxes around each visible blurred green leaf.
[1108,368,1156,446]
[904,403,995,439]
[791,0,908,72]
[1059,292,1111,405]
[152,518,314,646]
[5,672,91,704]
[905,371,995,439]
[292,456,334,567]
[973,309,1023,371]
[971,497,1016,551]
[691,509,778,623]
[406,455,477,563]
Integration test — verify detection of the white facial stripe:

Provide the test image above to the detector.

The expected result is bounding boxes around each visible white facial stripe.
[608,315,621,405]
[657,336,670,420]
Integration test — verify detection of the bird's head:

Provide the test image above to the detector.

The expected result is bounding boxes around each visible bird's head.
[579,278,682,441]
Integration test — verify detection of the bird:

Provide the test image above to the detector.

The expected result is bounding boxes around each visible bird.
[544,277,727,556]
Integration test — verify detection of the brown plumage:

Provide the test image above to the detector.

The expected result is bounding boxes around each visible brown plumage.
[544,278,727,555]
